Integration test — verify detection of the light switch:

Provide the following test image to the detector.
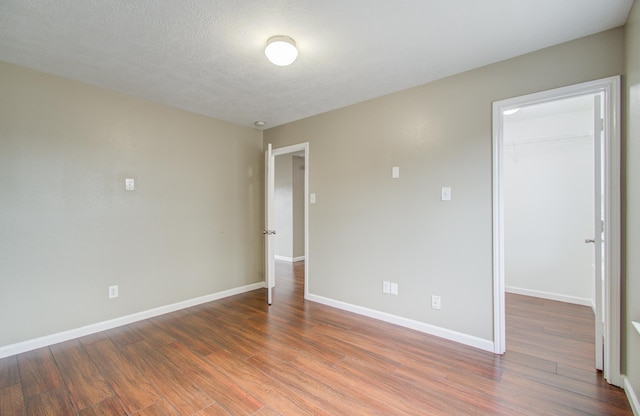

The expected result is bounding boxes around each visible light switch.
[310,193,316,204]
[125,178,135,191]
[441,186,451,201]
[392,166,400,179]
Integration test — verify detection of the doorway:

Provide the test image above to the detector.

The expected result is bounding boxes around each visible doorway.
[264,143,310,304]
[492,77,621,386]
[274,152,306,264]
[503,95,597,307]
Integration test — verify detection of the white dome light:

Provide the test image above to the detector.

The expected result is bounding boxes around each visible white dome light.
[265,36,298,66]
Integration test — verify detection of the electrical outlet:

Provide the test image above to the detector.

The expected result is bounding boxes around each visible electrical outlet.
[109,285,119,299]
[390,282,398,295]
[441,187,451,201]
[383,281,391,294]
[431,295,441,310]
[125,178,135,191]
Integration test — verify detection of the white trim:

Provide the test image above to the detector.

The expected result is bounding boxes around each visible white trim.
[272,143,305,157]
[265,144,275,304]
[274,255,305,262]
[492,76,622,385]
[0,282,264,359]
[304,143,309,299]
[633,321,640,336]
[492,99,506,354]
[623,376,640,416]
[306,293,494,353]
[604,76,622,387]
[270,142,310,300]
[505,286,595,310]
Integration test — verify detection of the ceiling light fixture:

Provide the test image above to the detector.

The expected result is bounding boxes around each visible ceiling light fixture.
[265,36,298,66]
[254,121,266,127]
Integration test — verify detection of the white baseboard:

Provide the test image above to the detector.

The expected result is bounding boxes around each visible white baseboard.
[623,375,640,416]
[0,282,265,359]
[505,286,595,311]
[305,293,494,353]
[274,255,305,262]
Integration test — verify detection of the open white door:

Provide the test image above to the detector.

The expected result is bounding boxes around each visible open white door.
[264,143,276,305]
[593,95,605,371]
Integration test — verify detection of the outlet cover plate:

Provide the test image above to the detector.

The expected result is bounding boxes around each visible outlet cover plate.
[390,282,398,295]
[125,178,135,191]
[109,285,119,299]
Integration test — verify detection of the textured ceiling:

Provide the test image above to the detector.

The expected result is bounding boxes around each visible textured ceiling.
[0,0,634,129]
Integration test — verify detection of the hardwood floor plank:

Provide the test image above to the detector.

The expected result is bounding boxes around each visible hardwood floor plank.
[78,396,126,416]
[77,331,110,346]
[294,352,432,415]
[305,327,401,374]
[501,370,631,416]
[177,312,258,359]
[430,362,584,416]
[17,348,63,398]
[191,402,232,416]
[0,383,25,416]
[105,325,143,348]
[343,352,516,416]
[247,352,403,415]
[153,342,264,416]
[502,359,633,410]
[311,323,401,366]
[134,399,180,416]
[268,327,345,365]
[148,314,222,357]
[120,340,214,416]
[84,339,161,414]
[204,349,317,416]
[252,407,283,416]
[50,339,113,410]
[204,317,304,364]
[500,349,558,374]
[0,355,19,389]
[556,363,603,384]
[25,388,75,416]
[127,319,178,347]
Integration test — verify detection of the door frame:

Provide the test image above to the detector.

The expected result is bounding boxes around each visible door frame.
[266,142,310,300]
[491,76,621,386]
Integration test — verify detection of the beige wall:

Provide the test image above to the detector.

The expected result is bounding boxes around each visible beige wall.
[265,28,624,341]
[624,0,640,401]
[0,61,264,348]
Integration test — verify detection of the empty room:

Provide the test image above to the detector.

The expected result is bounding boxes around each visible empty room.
[1,1,640,415]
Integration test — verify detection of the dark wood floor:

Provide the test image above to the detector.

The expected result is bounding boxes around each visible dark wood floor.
[0,261,632,415]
